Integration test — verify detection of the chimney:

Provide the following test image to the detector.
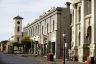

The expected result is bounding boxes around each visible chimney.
[66,2,71,10]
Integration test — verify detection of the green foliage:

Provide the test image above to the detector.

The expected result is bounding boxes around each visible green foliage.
[1,40,8,44]
[21,36,32,51]
[21,36,31,44]
[23,36,30,40]
[47,41,51,53]
[8,41,14,46]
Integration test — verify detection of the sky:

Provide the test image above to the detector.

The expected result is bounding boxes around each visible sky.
[0,0,71,41]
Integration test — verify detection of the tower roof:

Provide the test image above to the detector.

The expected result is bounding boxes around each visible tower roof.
[13,16,23,19]
[66,2,71,6]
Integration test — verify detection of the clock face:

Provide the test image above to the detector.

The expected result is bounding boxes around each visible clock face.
[17,21,20,24]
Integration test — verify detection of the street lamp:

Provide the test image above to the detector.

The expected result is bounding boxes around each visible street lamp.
[65,42,67,60]
[62,34,67,64]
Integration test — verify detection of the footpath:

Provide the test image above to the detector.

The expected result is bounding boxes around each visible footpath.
[15,54,62,64]
[14,54,85,64]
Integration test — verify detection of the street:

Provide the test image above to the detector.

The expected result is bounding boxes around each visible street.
[0,52,86,64]
[0,53,42,64]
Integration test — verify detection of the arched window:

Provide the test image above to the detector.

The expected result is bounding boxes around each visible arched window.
[17,26,20,32]
[86,26,91,44]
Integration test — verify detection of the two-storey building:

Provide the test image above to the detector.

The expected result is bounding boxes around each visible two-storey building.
[23,3,71,59]
[71,0,96,62]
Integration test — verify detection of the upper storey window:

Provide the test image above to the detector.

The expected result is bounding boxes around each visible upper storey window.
[38,25,39,35]
[17,21,20,24]
[17,26,20,32]
[53,20,55,31]
[47,23,49,33]
[78,7,81,22]
[85,0,91,15]
[33,27,34,36]
[42,26,43,35]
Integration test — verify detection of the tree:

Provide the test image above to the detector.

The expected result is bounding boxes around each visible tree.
[47,41,51,53]
[8,41,14,46]
[0,42,1,46]
[21,36,30,43]
[7,41,14,54]
[21,36,31,53]
[1,40,8,44]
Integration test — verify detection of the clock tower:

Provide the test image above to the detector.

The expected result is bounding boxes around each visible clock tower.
[13,16,23,43]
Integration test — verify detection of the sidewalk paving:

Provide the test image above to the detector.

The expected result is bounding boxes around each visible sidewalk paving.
[14,54,85,64]
[32,56,85,64]
[14,54,61,64]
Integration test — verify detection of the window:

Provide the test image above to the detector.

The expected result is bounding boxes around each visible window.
[29,30,30,37]
[87,0,91,14]
[85,0,91,15]
[72,10,74,25]
[78,32,80,46]
[79,7,81,22]
[47,23,48,33]
[30,29,31,36]
[42,26,43,34]
[31,28,32,36]
[38,25,39,35]
[17,26,20,32]
[86,26,91,44]
[33,27,34,36]
[53,20,54,31]
[17,37,19,42]
[27,31,28,36]
[36,26,37,35]
[17,21,20,24]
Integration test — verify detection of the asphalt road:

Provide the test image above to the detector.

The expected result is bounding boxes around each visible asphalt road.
[0,53,86,64]
[0,53,42,64]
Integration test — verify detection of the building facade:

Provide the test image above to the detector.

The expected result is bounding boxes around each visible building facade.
[23,3,71,59]
[71,0,96,62]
